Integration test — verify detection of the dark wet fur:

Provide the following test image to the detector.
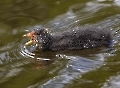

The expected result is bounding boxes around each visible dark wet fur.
[34,26,113,51]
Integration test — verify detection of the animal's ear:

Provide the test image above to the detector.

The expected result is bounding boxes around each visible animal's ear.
[44,28,50,33]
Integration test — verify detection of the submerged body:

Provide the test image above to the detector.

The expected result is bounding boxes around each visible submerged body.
[24,26,113,51]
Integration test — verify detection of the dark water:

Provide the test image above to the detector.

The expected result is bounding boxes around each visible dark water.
[0,0,120,88]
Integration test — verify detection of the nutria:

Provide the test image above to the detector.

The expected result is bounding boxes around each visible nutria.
[23,26,113,51]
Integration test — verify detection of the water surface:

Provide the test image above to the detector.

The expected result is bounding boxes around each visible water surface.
[0,0,120,88]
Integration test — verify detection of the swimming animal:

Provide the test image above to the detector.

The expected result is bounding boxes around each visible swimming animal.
[23,26,113,51]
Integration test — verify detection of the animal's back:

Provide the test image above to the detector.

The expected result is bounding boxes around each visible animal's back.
[50,26,113,51]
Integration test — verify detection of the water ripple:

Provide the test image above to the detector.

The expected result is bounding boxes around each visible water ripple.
[102,75,120,88]
[39,55,104,88]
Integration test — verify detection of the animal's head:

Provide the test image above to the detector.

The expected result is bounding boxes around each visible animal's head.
[35,28,50,35]
[23,28,51,46]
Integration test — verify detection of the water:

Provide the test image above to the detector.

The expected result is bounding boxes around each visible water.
[0,0,120,88]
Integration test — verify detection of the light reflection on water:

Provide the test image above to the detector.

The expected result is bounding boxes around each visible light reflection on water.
[0,0,120,88]
[102,74,120,88]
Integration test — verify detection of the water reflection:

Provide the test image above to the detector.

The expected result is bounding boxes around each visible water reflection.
[114,0,120,6]
[0,0,48,28]
[0,0,120,88]
[102,73,120,88]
